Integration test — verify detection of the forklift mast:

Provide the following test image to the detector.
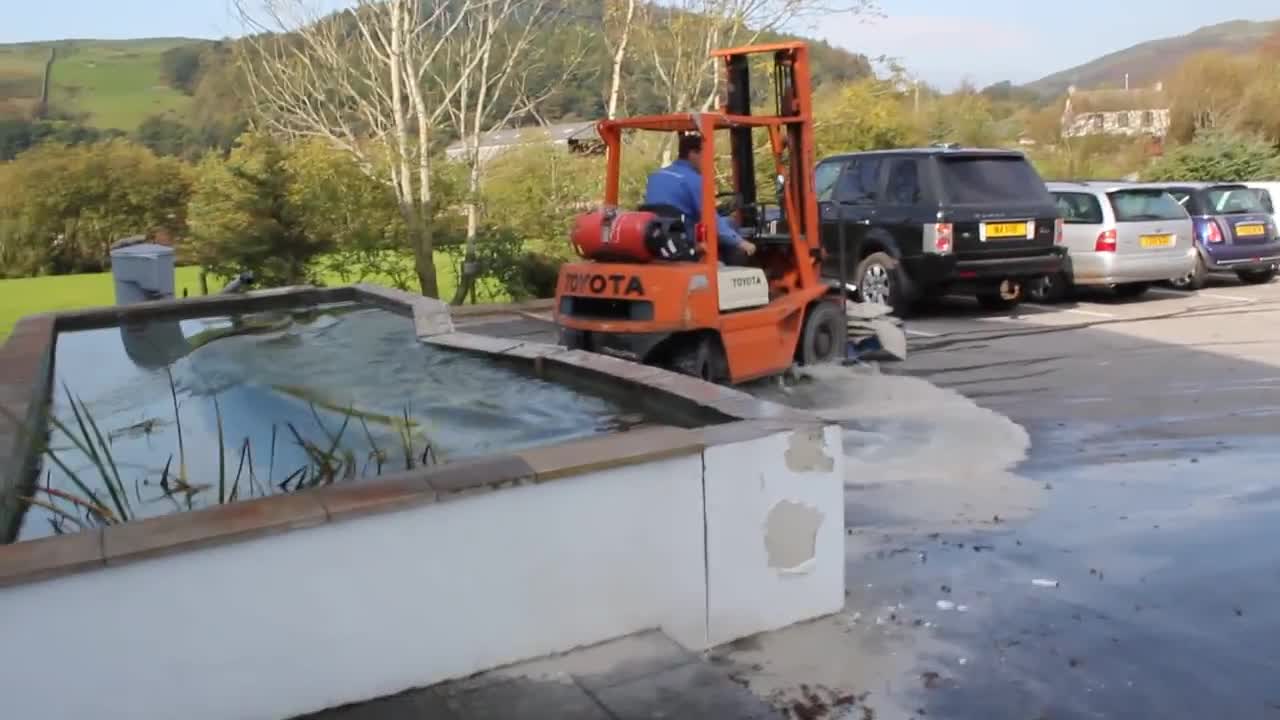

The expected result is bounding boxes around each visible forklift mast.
[716,43,817,250]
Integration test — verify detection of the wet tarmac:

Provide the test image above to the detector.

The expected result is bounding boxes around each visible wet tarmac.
[723,281,1280,720]
[455,283,1280,719]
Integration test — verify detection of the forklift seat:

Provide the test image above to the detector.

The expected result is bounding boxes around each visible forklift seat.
[638,203,684,219]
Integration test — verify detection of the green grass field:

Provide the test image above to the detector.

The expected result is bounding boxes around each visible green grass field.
[0,38,201,131]
[0,256,483,341]
[48,40,195,130]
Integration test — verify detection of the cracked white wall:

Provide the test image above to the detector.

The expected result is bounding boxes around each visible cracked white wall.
[0,425,845,720]
[701,426,846,647]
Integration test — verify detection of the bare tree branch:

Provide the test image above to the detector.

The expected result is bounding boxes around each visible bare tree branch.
[635,0,880,114]
[233,0,492,298]
[432,0,588,304]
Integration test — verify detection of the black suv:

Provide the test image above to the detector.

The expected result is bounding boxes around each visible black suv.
[816,147,1066,313]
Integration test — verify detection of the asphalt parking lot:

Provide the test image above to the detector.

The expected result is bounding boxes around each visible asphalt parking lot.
[721,276,1280,720]
[456,279,1280,719]
[903,276,1280,432]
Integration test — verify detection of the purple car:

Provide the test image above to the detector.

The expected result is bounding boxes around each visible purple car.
[1139,182,1280,289]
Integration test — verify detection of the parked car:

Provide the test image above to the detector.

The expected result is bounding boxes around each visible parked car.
[1137,182,1280,289]
[815,147,1066,313]
[1033,182,1196,301]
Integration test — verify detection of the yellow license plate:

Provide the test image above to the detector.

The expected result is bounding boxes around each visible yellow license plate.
[986,222,1027,239]
[1140,234,1174,248]
[1236,224,1265,237]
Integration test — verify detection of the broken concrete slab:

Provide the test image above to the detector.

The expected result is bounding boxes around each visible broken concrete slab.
[845,300,894,319]
[868,318,907,360]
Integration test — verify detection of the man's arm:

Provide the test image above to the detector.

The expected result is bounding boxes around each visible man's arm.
[715,215,743,247]
[682,169,744,248]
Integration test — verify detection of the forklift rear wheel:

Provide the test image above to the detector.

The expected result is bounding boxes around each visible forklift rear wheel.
[800,301,848,365]
[670,335,727,383]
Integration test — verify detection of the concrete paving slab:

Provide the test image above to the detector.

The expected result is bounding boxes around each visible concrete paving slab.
[442,677,613,720]
[300,687,458,720]
[495,630,696,694]
[456,317,557,344]
[295,632,781,720]
[592,661,783,720]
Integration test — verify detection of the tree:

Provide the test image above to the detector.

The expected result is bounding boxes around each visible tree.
[813,78,911,157]
[920,87,1001,147]
[0,140,190,276]
[134,115,198,158]
[1144,129,1280,182]
[286,137,464,290]
[235,0,489,299]
[1166,50,1255,143]
[159,44,207,94]
[188,42,250,154]
[604,0,638,119]
[186,132,325,285]
[634,0,878,115]
[435,0,586,304]
[482,144,601,253]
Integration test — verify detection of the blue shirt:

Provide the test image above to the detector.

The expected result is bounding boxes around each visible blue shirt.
[643,159,743,249]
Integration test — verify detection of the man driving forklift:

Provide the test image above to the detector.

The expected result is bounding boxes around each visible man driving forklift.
[643,133,757,265]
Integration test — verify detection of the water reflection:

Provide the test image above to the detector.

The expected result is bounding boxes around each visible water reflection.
[21,305,640,541]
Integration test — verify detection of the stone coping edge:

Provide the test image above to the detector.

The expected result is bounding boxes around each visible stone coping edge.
[0,314,57,546]
[0,420,820,588]
[0,284,825,589]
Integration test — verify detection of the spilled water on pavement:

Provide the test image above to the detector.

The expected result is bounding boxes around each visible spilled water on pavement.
[711,365,1045,717]
[762,365,1041,534]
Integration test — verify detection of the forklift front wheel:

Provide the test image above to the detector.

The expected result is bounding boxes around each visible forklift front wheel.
[800,301,848,366]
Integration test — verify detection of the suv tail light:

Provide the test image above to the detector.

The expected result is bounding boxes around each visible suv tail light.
[1095,228,1117,252]
[925,222,953,253]
[1055,218,1065,245]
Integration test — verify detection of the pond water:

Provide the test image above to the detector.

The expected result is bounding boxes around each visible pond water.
[19,305,646,541]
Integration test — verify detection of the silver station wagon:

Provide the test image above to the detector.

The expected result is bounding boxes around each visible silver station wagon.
[1033,182,1195,301]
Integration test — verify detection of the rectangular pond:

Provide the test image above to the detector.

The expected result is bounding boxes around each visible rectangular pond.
[19,304,652,541]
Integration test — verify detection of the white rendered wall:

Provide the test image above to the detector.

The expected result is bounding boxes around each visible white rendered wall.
[0,427,845,720]
[702,426,846,646]
[0,455,706,720]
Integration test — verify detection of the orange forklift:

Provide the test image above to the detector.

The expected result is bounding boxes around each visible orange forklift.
[553,41,847,384]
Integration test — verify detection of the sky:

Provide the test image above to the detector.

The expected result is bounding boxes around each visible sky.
[1,0,1277,89]
[810,0,1279,88]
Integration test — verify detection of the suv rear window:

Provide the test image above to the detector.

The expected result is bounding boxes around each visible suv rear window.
[1206,186,1267,215]
[1108,190,1187,222]
[938,156,1047,204]
[1053,192,1103,224]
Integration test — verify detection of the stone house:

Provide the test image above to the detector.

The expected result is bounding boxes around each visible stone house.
[444,121,602,164]
[1060,83,1170,139]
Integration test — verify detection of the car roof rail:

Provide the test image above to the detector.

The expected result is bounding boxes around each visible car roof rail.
[930,142,961,150]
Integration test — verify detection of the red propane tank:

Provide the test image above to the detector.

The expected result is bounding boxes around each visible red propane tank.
[570,210,662,263]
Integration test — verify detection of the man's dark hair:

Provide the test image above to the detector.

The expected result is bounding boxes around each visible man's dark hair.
[677,133,703,159]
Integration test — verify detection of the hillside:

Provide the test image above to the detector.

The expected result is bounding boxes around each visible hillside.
[1027,18,1280,96]
[0,15,870,135]
[0,38,210,130]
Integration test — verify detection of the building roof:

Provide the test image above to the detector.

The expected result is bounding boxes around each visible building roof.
[1066,87,1168,113]
[819,147,1026,163]
[446,121,597,151]
[1125,181,1250,191]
